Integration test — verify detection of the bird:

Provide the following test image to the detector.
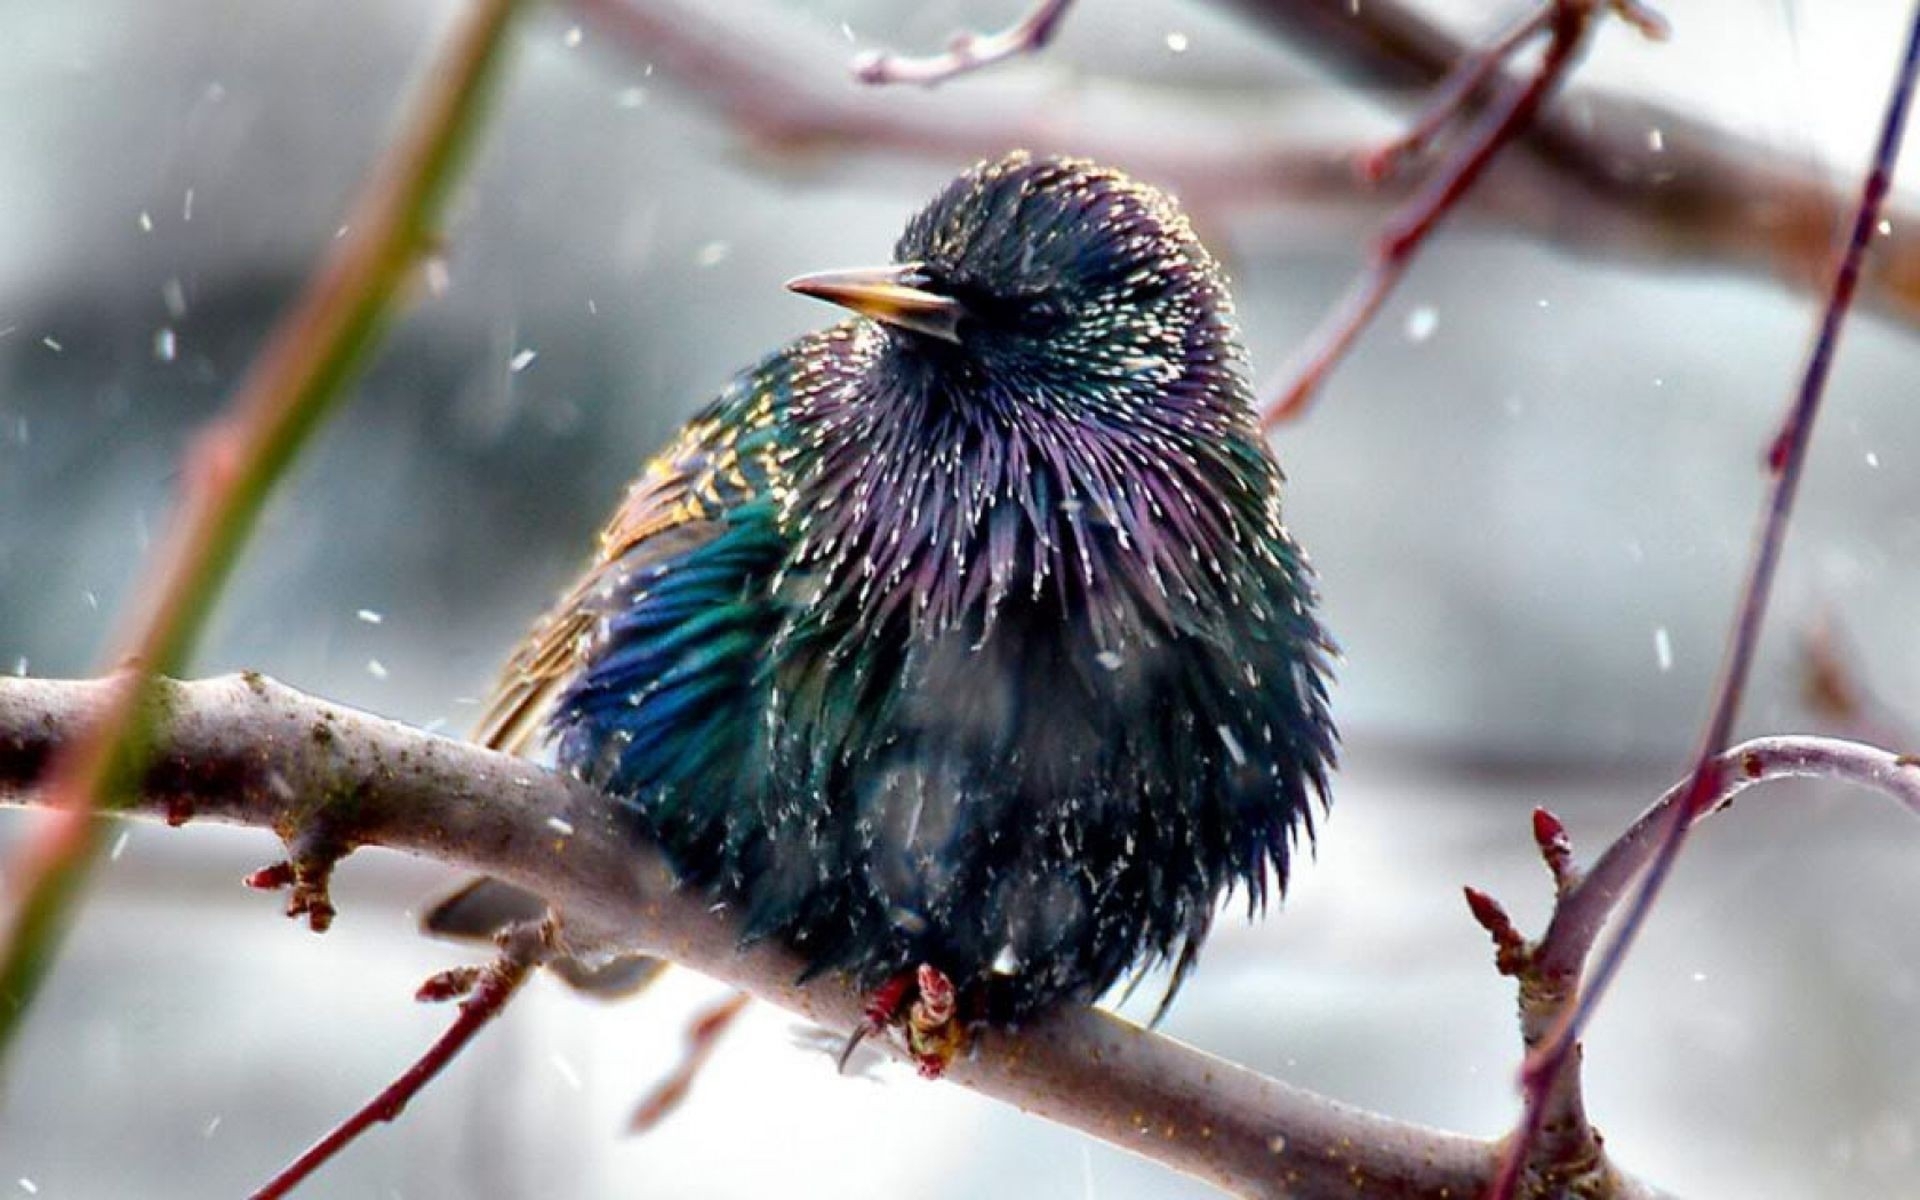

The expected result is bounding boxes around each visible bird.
[436,152,1336,1074]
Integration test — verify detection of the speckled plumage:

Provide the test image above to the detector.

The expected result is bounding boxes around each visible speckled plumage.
[479,153,1336,1024]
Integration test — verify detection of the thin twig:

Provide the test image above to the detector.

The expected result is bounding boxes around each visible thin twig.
[0,0,526,1065]
[1359,5,1554,184]
[248,927,548,1200]
[1472,737,1920,1192]
[1261,0,1665,426]
[852,0,1077,88]
[628,991,752,1134]
[1487,6,1920,1196]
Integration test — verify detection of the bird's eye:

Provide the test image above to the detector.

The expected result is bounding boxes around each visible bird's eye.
[945,280,1070,338]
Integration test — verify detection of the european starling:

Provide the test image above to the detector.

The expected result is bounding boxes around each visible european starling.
[453,152,1335,1069]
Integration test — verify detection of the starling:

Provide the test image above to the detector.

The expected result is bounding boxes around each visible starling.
[450,152,1335,1069]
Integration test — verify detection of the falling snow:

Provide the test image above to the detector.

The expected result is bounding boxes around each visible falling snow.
[562,24,582,47]
[367,659,389,679]
[1653,627,1673,673]
[356,608,384,624]
[696,240,731,267]
[1404,305,1438,342]
[154,327,177,362]
[1164,31,1189,53]
[510,348,538,372]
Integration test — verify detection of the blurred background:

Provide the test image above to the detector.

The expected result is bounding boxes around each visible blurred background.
[3,0,1919,1195]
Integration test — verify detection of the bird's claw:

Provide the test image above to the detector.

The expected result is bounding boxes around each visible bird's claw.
[836,964,965,1078]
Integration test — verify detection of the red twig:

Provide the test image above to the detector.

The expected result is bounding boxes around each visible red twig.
[1261,0,1666,427]
[627,991,752,1134]
[1487,11,1920,1192]
[1470,738,1920,1194]
[1359,5,1554,184]
[851,0,1077,88]
[248,929,547,1200]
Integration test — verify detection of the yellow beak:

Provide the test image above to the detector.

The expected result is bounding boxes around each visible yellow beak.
[786,264,965,344]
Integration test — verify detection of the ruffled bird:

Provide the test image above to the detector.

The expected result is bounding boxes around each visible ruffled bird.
[444,152,1337,1072]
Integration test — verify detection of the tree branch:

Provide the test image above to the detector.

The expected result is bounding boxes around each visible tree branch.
[0,672,1688,1200]
[569,0,1920,330]
[851,0,1078,88]
[1488,7,1920,1194]
[10,677,1907,1196]
[1262,0,1665,424]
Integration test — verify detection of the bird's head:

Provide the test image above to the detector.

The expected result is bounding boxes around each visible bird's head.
[787,152,1245,417]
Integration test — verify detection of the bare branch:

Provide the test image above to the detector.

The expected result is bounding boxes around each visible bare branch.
[1262,0,1665,425]
[9,679,1907,1194]
[1462,736,1920,1193]
[1488,10,1920,1195]
[852,0,1077,88]
[248,924,549,1200]
[0,672,1680,1200]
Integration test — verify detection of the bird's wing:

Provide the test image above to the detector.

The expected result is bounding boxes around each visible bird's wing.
[431,343,810,983]
[471,448,726,756]
[471,347,798,758]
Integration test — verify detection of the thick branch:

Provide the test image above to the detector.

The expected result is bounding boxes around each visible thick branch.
[0,673,1614,1200]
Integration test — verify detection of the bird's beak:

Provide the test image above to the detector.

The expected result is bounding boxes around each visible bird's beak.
[786,264,964,344]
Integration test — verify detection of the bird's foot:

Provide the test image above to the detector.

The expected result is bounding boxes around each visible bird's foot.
[903,963,963,1078]
[835,963,965,1079]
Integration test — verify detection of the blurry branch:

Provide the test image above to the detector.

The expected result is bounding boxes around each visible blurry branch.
[852,0,1077,88]
[627,991,752,1133]
[573,0,1920,330]
[1219,0,1887,303]
[0,0,525,1069]
[566,0,1366,215]
[0,672,1688,1200]
[1261,0,1667,425]
[1800,614,1916,751]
